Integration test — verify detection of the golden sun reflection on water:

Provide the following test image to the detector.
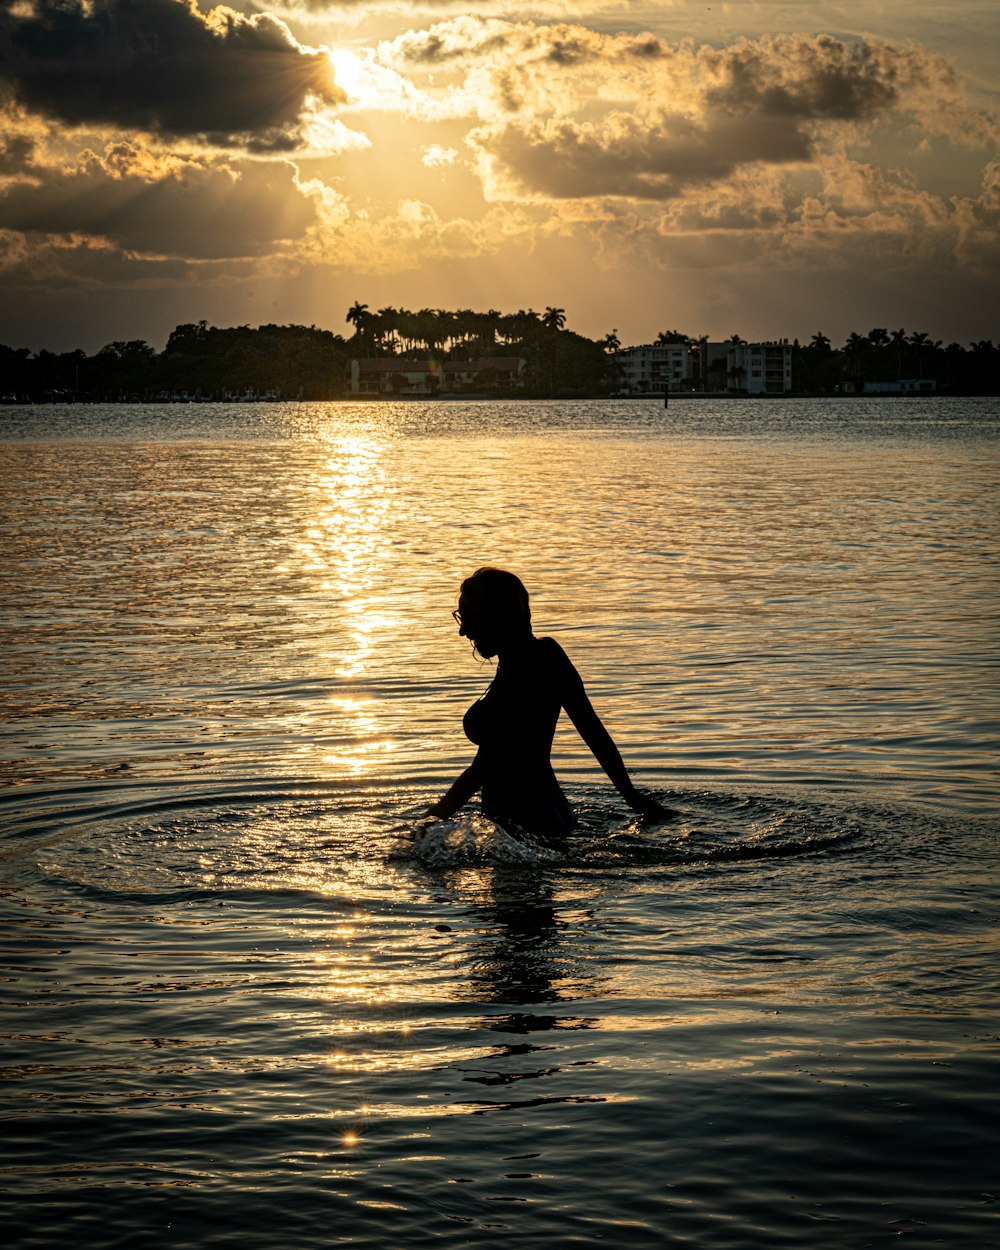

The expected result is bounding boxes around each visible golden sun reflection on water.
[296,435,394,679]
[289,435,400,780]
[323,696,396,776]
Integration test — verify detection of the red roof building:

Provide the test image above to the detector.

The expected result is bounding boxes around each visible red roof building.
[349,357,525,395]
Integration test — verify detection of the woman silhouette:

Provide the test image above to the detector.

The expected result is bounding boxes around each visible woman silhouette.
[427,567,673,842]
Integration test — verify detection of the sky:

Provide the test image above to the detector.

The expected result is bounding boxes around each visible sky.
[1,0,998,353]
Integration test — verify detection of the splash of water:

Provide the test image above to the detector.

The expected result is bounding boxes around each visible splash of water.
[394,813,568,866]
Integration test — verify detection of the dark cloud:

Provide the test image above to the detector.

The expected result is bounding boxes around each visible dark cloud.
[0,227,194,289]
[0,148,317,257]
[467,33,963,203]
[704,35,906,121]
[0,132,38,173]
[388,19,667,67]
[474,111,815,202]
[0,0,343,149]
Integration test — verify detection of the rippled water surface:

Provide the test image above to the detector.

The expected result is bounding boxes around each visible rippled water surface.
[1,399,998,1248]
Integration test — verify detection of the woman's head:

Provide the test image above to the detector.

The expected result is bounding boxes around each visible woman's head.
[455,567,531,658]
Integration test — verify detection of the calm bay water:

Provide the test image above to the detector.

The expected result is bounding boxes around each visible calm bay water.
[1,398,998,1248]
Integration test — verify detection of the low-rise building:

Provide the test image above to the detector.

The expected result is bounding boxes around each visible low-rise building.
[840,378,936,394]
[349,358,436,395]
[349,357,525,396]
[613,343,690,394]
[442,358,526,393]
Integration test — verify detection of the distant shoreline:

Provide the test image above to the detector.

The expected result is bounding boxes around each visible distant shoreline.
[4,391,996,406]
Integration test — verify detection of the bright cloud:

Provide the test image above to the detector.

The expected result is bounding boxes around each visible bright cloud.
[421,144,459,167]
[0,140,317,258]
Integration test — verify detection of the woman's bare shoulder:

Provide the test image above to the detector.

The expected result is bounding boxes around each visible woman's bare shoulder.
[536,636,584,686]
[536,634,568,658]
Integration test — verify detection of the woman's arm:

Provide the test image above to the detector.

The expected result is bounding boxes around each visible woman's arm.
[551,640,676,820]
[426,751,485,819]
[563,689,647,804]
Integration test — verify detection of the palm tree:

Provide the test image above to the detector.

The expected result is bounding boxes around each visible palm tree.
[842,332,868,389]
[542,306,566,331]
[431,309,456,353]
[481,309,502,353]
[602,329,621,354]
[865,328,890,381]
[345,301,369,330]
[843,333,866,359]
[497,313,520,346]
[396,308,419,355]
[512,309,541,341]
[909,330,940,378]
[414,308,441,353]
[452,308,478,358]
[345,302,374,355]
[376,307,399,355]
[909,330,929,363]
[889,328,908,379]
[707,357,728,390]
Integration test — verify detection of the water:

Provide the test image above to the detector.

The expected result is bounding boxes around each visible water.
[1,398,998,1248]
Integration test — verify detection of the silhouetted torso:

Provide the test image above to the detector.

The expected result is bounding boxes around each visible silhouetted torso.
[464,636,580,841]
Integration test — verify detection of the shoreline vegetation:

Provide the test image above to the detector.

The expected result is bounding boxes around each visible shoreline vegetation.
[2,305,998,402]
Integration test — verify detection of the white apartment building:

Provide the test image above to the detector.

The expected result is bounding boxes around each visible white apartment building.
[705,341,793,393]
[613,343,690,394]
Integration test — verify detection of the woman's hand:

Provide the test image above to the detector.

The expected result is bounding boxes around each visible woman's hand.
[426,755,484,822]
[623,786,680,822]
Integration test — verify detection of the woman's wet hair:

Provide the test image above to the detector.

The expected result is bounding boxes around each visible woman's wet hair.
[460,567,532,630]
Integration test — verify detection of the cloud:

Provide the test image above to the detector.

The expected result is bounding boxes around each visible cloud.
[379,16,998,144]
[292,169,533,270]
[700,35,926,121]
[382,17,666,69]
[387,24,993,207]
[647,166,795,234]
[573,147,981,285]
[381,22,972,128]
[0,0,344,150]
[0,227,198,289]
[0,131,38,174]
[328,47,474,120]
[470,110,819,202]
[421,144,458,167]
[0,142,317,257]
[953,160,1000,268]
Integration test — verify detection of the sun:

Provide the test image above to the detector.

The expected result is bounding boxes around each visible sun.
[326,46,461,121]
[329,49,367,104]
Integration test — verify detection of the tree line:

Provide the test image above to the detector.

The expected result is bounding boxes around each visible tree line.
[0,306,607,400]
[1,310,997,400]
[789,329,998,395]
[0,322,352,403]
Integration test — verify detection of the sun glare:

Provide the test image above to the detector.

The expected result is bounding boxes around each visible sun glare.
[329,50,366,101]
[328,47,465,121]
